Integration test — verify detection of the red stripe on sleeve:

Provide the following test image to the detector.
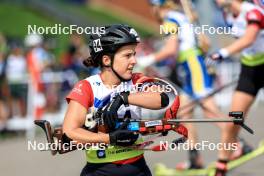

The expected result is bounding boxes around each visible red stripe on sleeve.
[246,9,263,24]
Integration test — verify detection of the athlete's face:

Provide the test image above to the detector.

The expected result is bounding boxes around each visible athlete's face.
[112,44,137,80]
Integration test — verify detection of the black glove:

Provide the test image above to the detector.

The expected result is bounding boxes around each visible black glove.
[206,52,224,66]
[161,131,168,136]
[102,92,130,131]
[109,119,139,146]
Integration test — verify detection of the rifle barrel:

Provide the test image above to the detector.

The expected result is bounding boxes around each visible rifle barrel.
[167,118,242,123]
[120,118,242,123]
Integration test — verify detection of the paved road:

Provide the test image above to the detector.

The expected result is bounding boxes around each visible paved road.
[0,104,263,176]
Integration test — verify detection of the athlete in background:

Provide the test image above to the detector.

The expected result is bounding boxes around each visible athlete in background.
[207,0,264,175]
[137,0,225,170]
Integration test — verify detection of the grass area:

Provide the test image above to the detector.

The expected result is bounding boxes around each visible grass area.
[0,3,69,56]
[0,1,155,57]
[81,5,155,37]
[55,0,155,37]
[0,3,55,38]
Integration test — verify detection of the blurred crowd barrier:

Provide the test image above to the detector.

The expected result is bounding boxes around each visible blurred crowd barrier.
[0,32,99,138]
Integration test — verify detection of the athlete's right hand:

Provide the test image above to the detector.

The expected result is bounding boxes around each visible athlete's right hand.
[205,52,223,66]
[102,92,130,131]
[109,119,139,146]
[206,49,229,66]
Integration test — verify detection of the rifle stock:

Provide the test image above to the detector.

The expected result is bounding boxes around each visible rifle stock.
[34,120,77,155]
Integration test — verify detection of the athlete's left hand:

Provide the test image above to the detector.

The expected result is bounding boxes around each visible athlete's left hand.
[109,119,139,146]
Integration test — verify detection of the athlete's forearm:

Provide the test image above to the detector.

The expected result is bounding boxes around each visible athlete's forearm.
[63,101,110,144]
[128,92,168,110]
[225,25,259,56]
[225,37,254,55]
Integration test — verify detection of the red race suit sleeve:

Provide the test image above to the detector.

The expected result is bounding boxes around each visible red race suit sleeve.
[66,80,94,109]
[246,9,264,28]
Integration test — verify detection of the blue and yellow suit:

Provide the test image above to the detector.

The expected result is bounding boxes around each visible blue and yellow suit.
[162,10,213,99]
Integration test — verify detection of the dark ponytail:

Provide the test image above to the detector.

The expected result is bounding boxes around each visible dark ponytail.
[83,56,100,67]
[83,53,114,68]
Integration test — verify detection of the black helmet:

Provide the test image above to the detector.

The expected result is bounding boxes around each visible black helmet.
[88,24,140,62]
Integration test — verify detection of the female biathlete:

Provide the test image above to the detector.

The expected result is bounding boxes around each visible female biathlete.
[137,0,224,170]
[62,24,171,176]
[208,0,264,175]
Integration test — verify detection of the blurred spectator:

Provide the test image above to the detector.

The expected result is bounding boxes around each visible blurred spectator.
[25,34,61,114]
[61,33,92,77]
[6,43,28,117]
[41,39,61,113]
[25,34,52,72]
[24,33,49,119]
[60,33,80,70]
[0,33,9,131]
[60,33,96,94]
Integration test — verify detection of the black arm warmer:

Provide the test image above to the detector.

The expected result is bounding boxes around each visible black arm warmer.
[160,92,169,108]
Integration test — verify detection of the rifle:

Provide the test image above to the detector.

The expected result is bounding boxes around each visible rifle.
[34,94,188,155]
[34,77,253,155]
[35,111,253,155]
